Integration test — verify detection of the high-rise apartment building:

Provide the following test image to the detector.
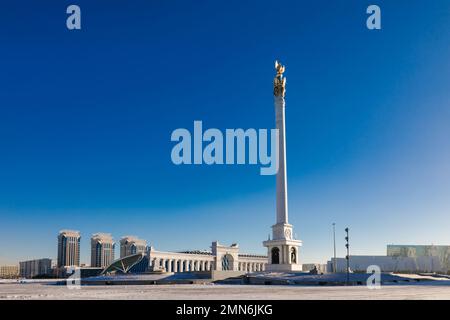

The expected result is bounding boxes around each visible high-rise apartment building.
[19,259,52,278]
[57,230,81,267]
[91,233,115,267]
[120,236,147,258]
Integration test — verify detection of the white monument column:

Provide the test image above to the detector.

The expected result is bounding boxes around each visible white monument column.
[263,60,302,272]
[275,93,288,225]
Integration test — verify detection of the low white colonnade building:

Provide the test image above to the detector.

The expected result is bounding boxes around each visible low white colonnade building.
[148,241,267,273]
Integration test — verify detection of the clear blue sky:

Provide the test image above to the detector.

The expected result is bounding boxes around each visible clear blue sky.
[0,0,449,265]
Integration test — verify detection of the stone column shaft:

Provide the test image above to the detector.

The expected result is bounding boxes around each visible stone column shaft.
[275,95,288,224]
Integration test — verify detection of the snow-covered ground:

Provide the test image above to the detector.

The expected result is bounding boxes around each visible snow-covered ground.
[246,272,450,285]
[1,282,450,300]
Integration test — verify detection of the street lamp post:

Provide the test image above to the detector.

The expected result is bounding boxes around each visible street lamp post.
[345,227,350,285]
[332,223,336,273]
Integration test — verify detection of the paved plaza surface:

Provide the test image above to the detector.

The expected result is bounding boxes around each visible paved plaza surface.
[1,283,450,300]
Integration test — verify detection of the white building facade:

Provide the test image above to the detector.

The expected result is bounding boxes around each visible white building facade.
[148,241,267,273]
[327,244,450,274]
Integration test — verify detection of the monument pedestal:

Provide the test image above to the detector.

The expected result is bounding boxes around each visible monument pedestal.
[263,223,302,272]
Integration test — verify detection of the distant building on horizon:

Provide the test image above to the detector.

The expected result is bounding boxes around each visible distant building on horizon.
[19,258,52,278]
[327,244,450,273]
[120,236,147,258]
[0,265,19,279]
[57,230,81,267]
[387,244,450,257]
[91,233,115,268]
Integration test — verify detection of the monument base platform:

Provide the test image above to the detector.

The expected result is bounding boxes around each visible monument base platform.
[264,263,303,272]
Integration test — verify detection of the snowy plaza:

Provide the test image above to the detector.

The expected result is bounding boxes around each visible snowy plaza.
[1,282,450,300]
